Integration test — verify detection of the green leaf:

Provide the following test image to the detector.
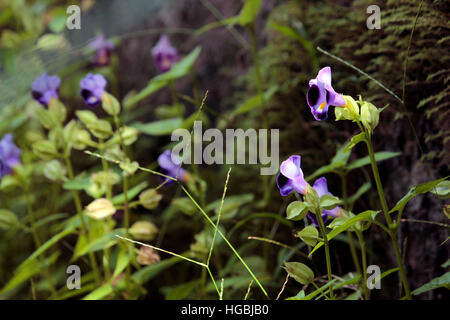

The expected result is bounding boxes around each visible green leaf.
[287,279,337,300]
[237,0,262,26]
[390,177,448,214]
[132,255,182,284]
[111,181,148,205]
[298,225,319,246]
[124,47,201,108]
[76,110,98,127]
[48,98,67,123]
[83,255,181,300]
[284,262,314,285]
[102,92,121,116]
[319,194,341,210]
[195,17,238,35]
[346,151,401,171]
[344,132,366,153]
[33,213,68,230]
[88,119,113,139]
[412,271,450,295]
[331,144,352,166]
[305,162,346,182]
[173,197,199,216]
[380,267,400,281]
[131,118,183,136]
[207,194,254,217]
[268,22,316,67]
[32,140,59,159]
[22,227,75,266]
[430,180,450,199]
[0,252,59,294]
[112,248,130,280]
[309,210,379,257]
[73,229,126,260]
[287,290,305,300]
[333,274,361,291]
[43,160,67,182]
[63,174,92,191]
[162,280,200,300]
[347,182,371,205]
[233,86,278,115]
[286,201,309,221]
[0,209,20,229]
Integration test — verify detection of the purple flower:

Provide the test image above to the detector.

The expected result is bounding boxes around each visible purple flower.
[31,73,61,106]
[306,67,345,121]
[0,134,21,179]
[151,35,179,73]
[80,73,107,107]
[89,34,114,66]
[158,150,185,183]
[307,177,340,226]
[276,155,310,196]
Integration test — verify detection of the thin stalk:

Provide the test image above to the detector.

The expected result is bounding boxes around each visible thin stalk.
[340,174,362,276]
[113,115,133,295]
[355,230,369,300]
[64,155,102,285]
[25,190,57,296]
[316,209,334,299]
[168,80,179,105]
[180,184,269,297]
[206,168,231,266]
[365,133,411,300]
[98,139,112,282]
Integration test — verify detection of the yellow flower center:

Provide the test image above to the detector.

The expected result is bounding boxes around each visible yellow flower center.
[318,102,326,111]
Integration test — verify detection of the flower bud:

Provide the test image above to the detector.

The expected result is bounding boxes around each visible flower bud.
[335,95,359,121]
[139,189,163,209]
[284,262,314,285]
[305,185,320,213]
[297,225,319,246]
[101,92,121,116]
[129,221,159,241]
[360,101,380,133]
[137,246,160,265]
[85,198,116,220]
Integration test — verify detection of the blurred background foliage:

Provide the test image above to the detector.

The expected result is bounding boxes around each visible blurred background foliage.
[0,0,448,299]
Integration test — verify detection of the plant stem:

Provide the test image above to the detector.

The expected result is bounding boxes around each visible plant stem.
[25,190,57,296]
[113,115,134,296]
[316,209,334,299]
[355,230,369,300]
[64,155,102,286]
[98,139,113,283]
[168,80,179,105]
[365,133,411,299]
[340,174,362,277]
